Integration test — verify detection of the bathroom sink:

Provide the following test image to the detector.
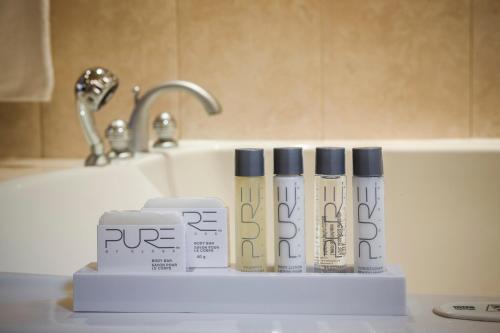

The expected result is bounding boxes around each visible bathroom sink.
[0,139,499,298]
[0,153,170,276]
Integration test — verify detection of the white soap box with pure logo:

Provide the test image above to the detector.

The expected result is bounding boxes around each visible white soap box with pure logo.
[97,210,186,273]
[142,197,228,268]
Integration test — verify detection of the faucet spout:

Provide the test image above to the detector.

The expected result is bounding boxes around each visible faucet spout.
[128,80,222,152]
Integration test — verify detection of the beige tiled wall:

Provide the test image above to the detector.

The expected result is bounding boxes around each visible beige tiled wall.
[322,0,470,138]
[0,103,43,157]
[178,0,322,139]
[0,0,499,158]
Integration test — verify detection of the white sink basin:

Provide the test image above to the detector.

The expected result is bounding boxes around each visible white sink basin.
[0,139,499,298]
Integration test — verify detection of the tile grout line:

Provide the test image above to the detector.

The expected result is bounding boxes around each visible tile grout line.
[319,0,325,140]
[469,0,474,138]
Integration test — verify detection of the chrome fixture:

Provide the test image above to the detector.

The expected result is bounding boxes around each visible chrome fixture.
[105,119,133,160]
[128,80,222,152]
[153,112,177,148]
[75,67,119,166]
[75,69,221,165]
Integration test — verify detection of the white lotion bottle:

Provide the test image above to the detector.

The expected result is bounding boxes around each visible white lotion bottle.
[352,147,385,273]
[273,147,306,273]
[314,147,347,273]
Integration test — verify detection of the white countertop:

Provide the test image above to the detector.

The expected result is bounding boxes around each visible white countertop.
[0,272,498,333]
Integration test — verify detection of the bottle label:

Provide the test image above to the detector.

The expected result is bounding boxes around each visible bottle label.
[314,175,347,272]
[353,176,385,273]
[274,176,306,272]
[236,177,266,272]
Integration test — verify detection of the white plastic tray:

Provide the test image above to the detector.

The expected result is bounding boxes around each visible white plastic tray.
[73,263,406,315]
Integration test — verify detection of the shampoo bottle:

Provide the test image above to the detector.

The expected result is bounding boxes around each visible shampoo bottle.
[273,147,306,273]
[352,147,385,273]
[235,148,267,272]
[314,147,347,272]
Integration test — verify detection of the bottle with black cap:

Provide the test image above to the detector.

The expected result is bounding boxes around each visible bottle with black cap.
[314,147,347,273]
[235,148,267,272]
[273,147,306,273]
[352,147,385,273]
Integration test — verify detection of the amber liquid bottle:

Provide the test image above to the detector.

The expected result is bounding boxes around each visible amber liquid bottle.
[235,148,267,272]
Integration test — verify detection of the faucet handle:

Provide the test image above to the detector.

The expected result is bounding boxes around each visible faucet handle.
[105,119,134,159]
[153,112,178,148]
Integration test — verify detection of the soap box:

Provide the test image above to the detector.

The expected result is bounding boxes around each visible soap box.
[98,210,186,273]
[143,197,228,268]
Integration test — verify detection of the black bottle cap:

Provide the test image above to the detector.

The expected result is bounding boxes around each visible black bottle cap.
[315,147,345,175]
[235,148,264,177]
[352,147,384,177]
[273,147,303,175]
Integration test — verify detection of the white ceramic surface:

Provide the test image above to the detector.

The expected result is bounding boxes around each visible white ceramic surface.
[1,272,499,333]
[0,139,499,297]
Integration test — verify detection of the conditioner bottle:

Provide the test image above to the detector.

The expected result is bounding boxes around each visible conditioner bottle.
[353,147,385,273]
[273,147,306,273]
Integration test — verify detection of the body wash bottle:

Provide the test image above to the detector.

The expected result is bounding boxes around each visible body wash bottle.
[352,147,385,273]
[314,147,347,273]
[273,147,306,273]
[235,148,266,272]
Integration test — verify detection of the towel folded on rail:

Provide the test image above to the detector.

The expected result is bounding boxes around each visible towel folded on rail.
[0,0,54,102]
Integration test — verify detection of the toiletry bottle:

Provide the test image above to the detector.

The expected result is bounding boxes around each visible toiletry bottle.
[273,147,306,273]
[314,147,347,273]
[235,148,267,272]
[352,147,385,273]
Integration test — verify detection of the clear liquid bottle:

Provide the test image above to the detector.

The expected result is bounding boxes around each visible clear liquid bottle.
[314,147,347,273]
[235,148,266,272]
[352,147,385,273]
[273,147,306,273]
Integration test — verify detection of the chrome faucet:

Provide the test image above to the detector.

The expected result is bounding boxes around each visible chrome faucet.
[128,80,222,152]
[75,67,119,166]
[75,68,221,165]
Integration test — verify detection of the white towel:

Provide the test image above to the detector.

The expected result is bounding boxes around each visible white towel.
[0,0,54,102]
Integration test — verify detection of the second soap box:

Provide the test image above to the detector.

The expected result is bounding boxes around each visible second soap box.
[142,197,228,268]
